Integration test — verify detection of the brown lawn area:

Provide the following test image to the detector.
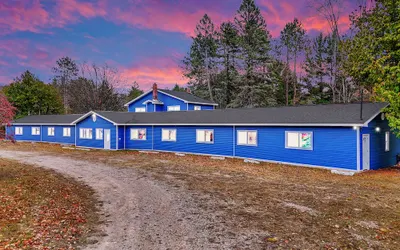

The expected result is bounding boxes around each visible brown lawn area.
[1,141,400,249]
[0,156,99,250]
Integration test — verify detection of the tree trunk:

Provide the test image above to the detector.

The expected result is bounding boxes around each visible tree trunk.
[285,49,289,106]
[293,50,297,106]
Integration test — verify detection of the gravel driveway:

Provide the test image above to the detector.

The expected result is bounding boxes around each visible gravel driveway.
[0,150,222,250]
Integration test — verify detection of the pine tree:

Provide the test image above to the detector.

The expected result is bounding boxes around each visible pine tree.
[217,22,240,107]
[183,14,218,102]
[231,0,275,108]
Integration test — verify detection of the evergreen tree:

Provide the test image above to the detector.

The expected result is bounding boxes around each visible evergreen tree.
[183,14,218,102]
[126,81,144,102]
[4,71,63,118]
[231,0,275,107]
[217,22,240,108]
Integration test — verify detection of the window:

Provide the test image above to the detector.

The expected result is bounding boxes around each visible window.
[286,131,313,150]
[48,127,55,136]
[162,129,177,141]
[15,127,23,135]
[63,127,71,137]
[167,105,180,111]
[131,128,146,140]
[194,106,201,111]
[96,128,103,140]
[135,107,146,112]
[196,129,214,143]
[237,130,257,146]
[31,127,40,135]
[385,132,390,152]
[79,128,92,139]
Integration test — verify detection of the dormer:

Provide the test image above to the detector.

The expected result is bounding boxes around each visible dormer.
[124,83,218,112]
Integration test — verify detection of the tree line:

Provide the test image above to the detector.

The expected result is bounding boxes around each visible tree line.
[183,0,400,136]
[1,59,147,118]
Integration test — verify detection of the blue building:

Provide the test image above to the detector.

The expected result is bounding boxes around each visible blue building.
[6,102,400,172]
[124,83,218,112]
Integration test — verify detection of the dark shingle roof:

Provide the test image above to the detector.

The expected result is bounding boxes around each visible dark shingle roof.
[12,114,83,124]
[159,89,217,105]
[95,102,387,126]
[11,103,388,126]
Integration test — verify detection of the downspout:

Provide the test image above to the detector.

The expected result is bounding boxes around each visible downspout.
[74,124,76,147]
[356,127,361,171]
[124,125,126,150]
[152,125,154,150]
[233,125,236,157]
[40,125,43,142]
[116,125,118,150]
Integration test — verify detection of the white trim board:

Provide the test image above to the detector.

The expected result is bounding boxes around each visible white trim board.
[71,111,117,125]
[118,123,365,127]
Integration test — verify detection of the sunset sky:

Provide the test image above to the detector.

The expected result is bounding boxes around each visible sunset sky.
[0,0,361,90]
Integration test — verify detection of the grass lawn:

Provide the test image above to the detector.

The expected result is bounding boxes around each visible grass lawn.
[2,141,400,249]
[0,157,99,250]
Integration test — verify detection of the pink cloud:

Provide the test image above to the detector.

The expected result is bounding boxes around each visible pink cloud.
[120,56,187,89]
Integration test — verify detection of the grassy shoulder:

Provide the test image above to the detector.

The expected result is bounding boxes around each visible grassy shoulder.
[0,157,99,249]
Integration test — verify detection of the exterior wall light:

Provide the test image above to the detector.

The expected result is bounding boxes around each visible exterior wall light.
[375,127,381,133]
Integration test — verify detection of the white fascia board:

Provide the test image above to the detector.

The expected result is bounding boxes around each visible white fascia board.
[362,103,389,127]
[116,123,364,127]
[158,90,218,106]
[124,90,152,107]
[11,123,74,126]
[71,111,117,125]
[186,101,219,106]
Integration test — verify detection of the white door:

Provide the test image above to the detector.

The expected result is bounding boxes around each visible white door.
[362,134,370,170]
[104,129,111,150]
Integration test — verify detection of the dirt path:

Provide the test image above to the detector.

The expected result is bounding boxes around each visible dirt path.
[0,150,220,250]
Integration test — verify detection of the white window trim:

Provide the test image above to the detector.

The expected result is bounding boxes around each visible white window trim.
[237,130,258,146]
[79,128,93,139]
[194,105,201,111]
[63,127,71,137]
[135,107,146,112]
[385,131,390,152]
[31,127,40,135]
[196,129,214,144]
[167,105,180,111]
[285,131,313,150]
[130,128,147,141]
[48,127,55,136]
[15,127,23,135]
[96,128,103,140]
[161,129,177,142]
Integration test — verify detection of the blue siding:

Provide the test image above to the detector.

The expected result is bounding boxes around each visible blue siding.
[187,103,215,110]
[8,125,41,142]
[125,126,154,150]
[42,125,75,144]
[8,125,75,144]
[128,91,186,112]
[117,126,125,149]
[76,115,116,150]
[234,126,358,170]
[362,114,400,170]
[153,126,234,156]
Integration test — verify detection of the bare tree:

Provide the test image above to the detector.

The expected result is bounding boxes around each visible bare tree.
[308,0,342,103]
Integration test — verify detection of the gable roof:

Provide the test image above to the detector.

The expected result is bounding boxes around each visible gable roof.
[11,114,83,125]
[11,103,388,127]
[94,102,387,127]
[158,89,218,105]
[123,89,218,107]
